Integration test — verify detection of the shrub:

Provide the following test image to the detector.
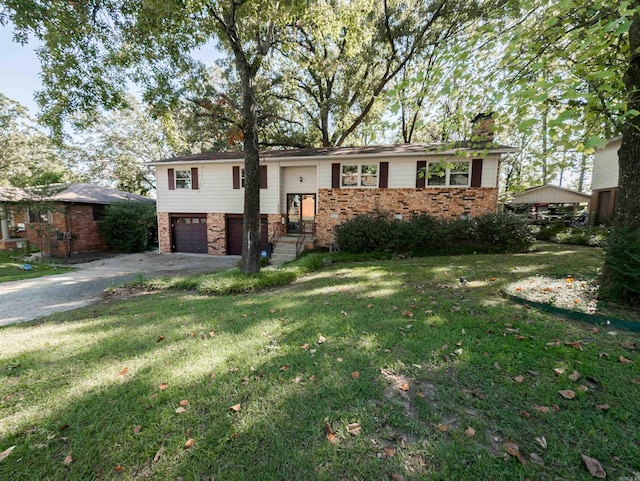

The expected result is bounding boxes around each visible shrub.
[600,224,640,306]
[99,201,157,253]
[335,211,534,256]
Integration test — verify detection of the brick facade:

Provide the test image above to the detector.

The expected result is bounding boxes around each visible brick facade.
[158,212,171,253]
[315,187,499,245]
[207,213,226,255]
[2,203,110,257]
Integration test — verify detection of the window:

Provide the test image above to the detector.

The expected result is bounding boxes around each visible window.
[28,208,50,223]
[175,169,192,189]
[341,164,378,188]
[426,161,470,187]
[93,205,106,222]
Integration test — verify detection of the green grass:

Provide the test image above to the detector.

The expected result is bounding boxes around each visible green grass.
[1,243,638,480]
[0,250,74,282]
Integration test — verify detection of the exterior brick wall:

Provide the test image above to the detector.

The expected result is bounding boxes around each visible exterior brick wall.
[13,203,109,257]
[207,213,227,255]
[158,212,171,253]
[315,187,499,246]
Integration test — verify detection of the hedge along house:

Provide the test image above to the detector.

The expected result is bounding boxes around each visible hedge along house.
[149,138,518,256]
[0,183,155,257]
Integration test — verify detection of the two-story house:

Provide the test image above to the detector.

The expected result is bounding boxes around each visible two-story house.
[149,141,517,256]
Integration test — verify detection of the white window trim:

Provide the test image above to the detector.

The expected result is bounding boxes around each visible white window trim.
[175,169,192,189]
[426,161,471,187]
[340,163,379,188]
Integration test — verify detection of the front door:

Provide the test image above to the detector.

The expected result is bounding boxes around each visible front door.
[286,194,315,234]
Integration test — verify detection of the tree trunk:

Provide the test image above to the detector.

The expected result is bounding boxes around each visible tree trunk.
[600,5,640,304]
[238,71,261,274]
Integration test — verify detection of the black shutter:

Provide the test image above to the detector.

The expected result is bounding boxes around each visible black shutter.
[471,159,483,187]
[331,163,340,188]
[260,165,267,189]
[233,166,240,189]
[379,162,389,188]
[191,167,199,189]
[168,168,175,190]
[416,161,426,188]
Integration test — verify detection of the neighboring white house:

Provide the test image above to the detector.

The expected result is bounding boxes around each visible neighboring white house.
[590,137,620,224]
[148,142,518,255]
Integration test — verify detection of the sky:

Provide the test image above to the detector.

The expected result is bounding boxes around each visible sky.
[0,24,43,114]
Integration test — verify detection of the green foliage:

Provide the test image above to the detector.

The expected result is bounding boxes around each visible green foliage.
[601,224,640,306]
[98,201,156,253]
[335,212,534,256]
[534,222,609,247]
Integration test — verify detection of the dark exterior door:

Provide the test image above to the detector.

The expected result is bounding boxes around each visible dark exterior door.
[597,190,611,224]
[286,194,315,234]
[171,216,207,253]
[226,215,269,255]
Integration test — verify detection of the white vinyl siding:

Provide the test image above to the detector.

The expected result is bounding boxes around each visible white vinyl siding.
[155,164,279,214]
[592,139,620,190]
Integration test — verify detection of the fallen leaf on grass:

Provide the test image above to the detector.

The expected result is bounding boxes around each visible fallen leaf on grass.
[230,404,241,412]
[133,425,141,435]
[619,356,633,364]
[534,405,550,413]
[565,341,583,351]
[390,474,405,481]
[324,422,336,444]
[620,342,637,350]
[534,436,547,450]
[595,404,610,411]
[300,343,309,350]
[184,439,195,449]
[465,427,476,437]
[546,340,561,347]
[569,370,581,382]
[179,400,189,406]
[559,390,576,400]
[438,424,448,432]
[346,423,361,435]
[403,311,414,318]
[0,446,16,462]
[632,378,640,385]
[529,453,545,465]
[153,447,164,462]
[399,383,410,392]
[581,454,606,478]
[503,440,527,465]
[351,371,360,379]
[114,465,126,472]
[598,352,609,358]
[553,368,565,375]
[317,335,326,344]
[63,453,73,465]
[156,336,164,342]
[175,407,186,414]
[513,375,524,383]
[118,367,129,377]
[279,365,290,371]
[578,385,589,392]
[521,410,531,419]
[159,383,168,390]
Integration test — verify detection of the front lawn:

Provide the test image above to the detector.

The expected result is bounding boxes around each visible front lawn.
[0,251,73,283]
[0,244,638,480]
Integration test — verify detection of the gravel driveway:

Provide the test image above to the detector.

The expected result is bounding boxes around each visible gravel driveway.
[0,252,239,327]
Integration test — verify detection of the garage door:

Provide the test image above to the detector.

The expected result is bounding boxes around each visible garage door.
[171,216,207,253]
[226,215,269,255]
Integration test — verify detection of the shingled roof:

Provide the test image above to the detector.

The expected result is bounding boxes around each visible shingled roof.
[0,183,155,205]
[149,142,518,164]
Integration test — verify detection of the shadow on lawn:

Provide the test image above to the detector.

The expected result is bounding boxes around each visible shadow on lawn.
[2,243,638,480]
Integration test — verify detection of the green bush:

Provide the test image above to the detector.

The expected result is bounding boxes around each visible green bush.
[600,224,640,306]
[335,212,534,256]
[99,201,157,253]
[533,223,609,247]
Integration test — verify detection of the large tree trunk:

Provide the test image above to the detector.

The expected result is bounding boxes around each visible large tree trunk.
[601,5,640,305]
[237,65,261,274]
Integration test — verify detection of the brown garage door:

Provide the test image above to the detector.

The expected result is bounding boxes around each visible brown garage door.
[226,215,269,256]
[171,215,207,253]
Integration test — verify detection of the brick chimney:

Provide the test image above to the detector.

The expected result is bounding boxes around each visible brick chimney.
[471,112,495,142]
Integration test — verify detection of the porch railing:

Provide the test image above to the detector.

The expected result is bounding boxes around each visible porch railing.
[295,221,315,256]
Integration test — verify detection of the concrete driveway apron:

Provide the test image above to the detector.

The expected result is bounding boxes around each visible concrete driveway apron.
[0,252,238,326]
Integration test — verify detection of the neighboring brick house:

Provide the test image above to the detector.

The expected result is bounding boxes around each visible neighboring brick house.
[590,137,620,224]
[149,141,517,256]
[0,183,155,257]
